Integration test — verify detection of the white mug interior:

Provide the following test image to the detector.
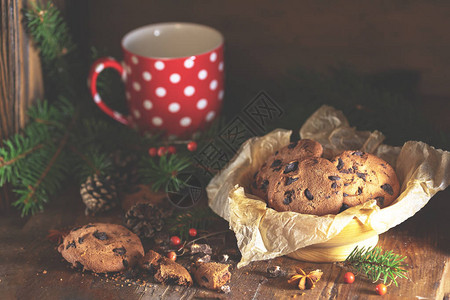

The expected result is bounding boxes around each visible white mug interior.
[122,22,224,59]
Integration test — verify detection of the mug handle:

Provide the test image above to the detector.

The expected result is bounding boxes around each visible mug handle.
[88,57,130,126]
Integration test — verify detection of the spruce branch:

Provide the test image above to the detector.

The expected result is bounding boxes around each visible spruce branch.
[139,154,192,193]
[166,207,221,240]
[344,246,408,286]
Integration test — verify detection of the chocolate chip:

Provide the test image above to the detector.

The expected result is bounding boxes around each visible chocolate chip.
[283,190,294,205]
[93,231,108,240]
[71,226,82,232]
[331,182,337,189]
[339,203,350,212]
[344,183,350,186]
[304,189,313,200]
[78,237,84,244]
[381,163,386,168]
[356,172,366,181]
[288,141,298,149]
[113,247,127,256]
[261,180,269,190]
[328,175,341,181]
[85,224,95,228]
[358,187,363,195]
[275,151,279,155]
[283,161,298,174]
[273,167,281,172]
[122,259,129,268]
[75,261,84,270]
[336,158,344,170]
[381,184,394,195]
[66,241,76,249]
[201,276,209,282]
[375,196,385,206]
[352,151,364,156]
[343,193,349,197]
[270,159,282,168]
[285,177,299,186]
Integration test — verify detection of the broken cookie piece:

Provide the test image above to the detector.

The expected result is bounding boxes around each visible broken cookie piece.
[140,250,193,286]
[191,262,231,291]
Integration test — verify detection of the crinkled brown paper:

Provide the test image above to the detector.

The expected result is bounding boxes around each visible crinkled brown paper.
[207,105,450,268]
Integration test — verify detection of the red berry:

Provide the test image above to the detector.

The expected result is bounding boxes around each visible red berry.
[148,147,157,157]
[189,228,197,237]
[375,283,387,295]
[168,146,177,154]
[170,236,181,246]
[167,251,177,261]
[344,272,355,284]
[157,146,166,156]
[187,141,197,152]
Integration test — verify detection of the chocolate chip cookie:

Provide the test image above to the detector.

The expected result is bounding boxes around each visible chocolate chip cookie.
[331,150,400,208]
[58,223,144,273]
[251,139,323,200]
[191,262,231,291]
[140,250,193,286]
[267,157,344,216]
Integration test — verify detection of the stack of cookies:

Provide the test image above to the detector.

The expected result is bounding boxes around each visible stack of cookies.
[250,139,400,216]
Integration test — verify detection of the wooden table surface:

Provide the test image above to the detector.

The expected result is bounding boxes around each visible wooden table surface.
[0,184,449,300]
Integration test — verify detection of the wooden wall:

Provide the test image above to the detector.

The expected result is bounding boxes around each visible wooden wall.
[80,0,450,98]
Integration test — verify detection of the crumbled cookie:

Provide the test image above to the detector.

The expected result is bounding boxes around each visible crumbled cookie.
[331,150,400,208]
[58,223,144,273]
[140,250,193,286]
[251,139,323,200]
[191,262,231,291]
[267,157,344,216]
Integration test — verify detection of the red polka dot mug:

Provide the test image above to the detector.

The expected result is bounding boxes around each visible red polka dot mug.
[88,23,224,138]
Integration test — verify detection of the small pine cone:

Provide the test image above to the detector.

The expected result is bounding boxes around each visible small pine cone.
[80,174,118,215]
[110,150,139,192]
[124,203,169,239]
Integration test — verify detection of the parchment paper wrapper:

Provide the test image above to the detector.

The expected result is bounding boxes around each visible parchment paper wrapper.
[207,105,450,268]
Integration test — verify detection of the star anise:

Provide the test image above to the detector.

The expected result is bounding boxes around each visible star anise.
[287,267,323,290]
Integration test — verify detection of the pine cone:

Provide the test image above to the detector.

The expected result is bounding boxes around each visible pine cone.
[110,150,139,192]
[124,203,171,239]
[80,174,118,215]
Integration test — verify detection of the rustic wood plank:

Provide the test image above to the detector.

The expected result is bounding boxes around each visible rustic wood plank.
[0,0,44,212]
[0,186,448,299]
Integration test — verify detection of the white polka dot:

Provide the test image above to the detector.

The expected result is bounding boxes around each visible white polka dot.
[95,63,104,73]
[170,73,181,83]
[209,80,218,90]
[210,52,217,62]
[126,92,131,100]
[155,61,165,70]
[198,70,208,80]
[152,117,163,126]
[168,102,180,113]
[154,29,160,36]
[131,56,139,64]
[143,100,153,110]
[206,111,216,122]
[142,71,152,81]
[218,61,224,71]
[197,99,208,110]
[133,110,141,118]
[113,111,123,119]
[184,58,194,69]
[125,64,132,75]
[184,86,195,97]
[180,117,192,127]
[133,82,141,91]
[155,87,166,97]
[94,93,101,103]
[218,90,224,100]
